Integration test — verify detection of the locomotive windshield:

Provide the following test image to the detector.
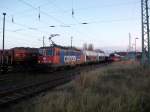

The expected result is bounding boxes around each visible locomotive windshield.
[39,48,54,56]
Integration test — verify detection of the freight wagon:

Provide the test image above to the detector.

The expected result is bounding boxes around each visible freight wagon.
[0,47,39,66]
[82,50,106,64]
[12,47,39,65]
[109,53,121,62]
[0,50,12,65]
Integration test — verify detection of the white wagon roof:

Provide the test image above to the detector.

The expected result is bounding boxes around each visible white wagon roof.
[83,50,98,56]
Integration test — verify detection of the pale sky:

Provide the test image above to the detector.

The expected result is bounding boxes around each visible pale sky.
[0,0,141,51]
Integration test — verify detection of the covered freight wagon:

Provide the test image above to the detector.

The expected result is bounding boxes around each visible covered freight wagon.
[0,49,13,65]
[7,47,39,65]
[82,50,106,63]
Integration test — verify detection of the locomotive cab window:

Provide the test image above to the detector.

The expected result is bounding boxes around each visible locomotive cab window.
[47,48,54,56]
[56,51,60,56]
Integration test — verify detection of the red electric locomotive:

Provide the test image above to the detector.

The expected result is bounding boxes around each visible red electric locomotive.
[38,44,84,67]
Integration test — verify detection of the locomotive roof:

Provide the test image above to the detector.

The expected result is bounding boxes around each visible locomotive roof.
[11,47,38,50]
[40,44,81,51]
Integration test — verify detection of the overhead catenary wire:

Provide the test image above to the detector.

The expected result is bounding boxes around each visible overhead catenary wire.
[17,0,65,25]
[4,28,47,47]
[8,0,140,27]
[3,0,141,21]
[12,21,50,34]
[4,14,51,35]
[13,0,140,20]
[0,17,139,32]
[40,1,141,15]
[0,31,39,48]
[9,0,56,18]
[0,14,57,41]
[0,0,141,48]
[71,0,141,42]
[1,19,51,45]
[18,0,93,42]
[70,0,93,39]
[35,0,140,40]
[37,0,93,40]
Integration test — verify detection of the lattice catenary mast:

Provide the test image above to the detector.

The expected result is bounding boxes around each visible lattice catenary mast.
[141,0,150,64]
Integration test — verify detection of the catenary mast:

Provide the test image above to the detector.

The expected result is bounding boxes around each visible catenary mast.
[141,0,150,64]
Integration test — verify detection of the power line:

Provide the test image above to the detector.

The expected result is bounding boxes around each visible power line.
[1,16,140,30]
[8,0,140,27]
[42,0,96,40]
[81,18,139,24]
[37,0,56,7]
[1,13,58,39]
[1,19,51,41]
[1,0,141,48]
[4,29,44,45]
[44,1,140,15]
[74,1,140,12]
[17,0,65,24]
[11,21,50,34]
[8,0,56,18]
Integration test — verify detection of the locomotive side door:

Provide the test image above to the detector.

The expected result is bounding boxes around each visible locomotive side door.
[60,49,65,65]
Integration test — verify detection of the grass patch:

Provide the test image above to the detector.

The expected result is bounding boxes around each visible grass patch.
[8,62,150,112]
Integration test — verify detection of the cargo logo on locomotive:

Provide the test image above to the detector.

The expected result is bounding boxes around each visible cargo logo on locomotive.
[64,56,77,62]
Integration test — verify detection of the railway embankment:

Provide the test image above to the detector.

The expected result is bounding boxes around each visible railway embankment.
[5,61,150,112]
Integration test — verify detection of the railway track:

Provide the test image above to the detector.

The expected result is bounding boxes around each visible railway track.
[0,62,109,107]
[0,71,76,107]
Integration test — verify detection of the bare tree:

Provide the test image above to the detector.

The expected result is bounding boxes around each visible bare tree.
[83,43,87,50]
[88,44,94,51]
